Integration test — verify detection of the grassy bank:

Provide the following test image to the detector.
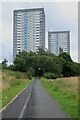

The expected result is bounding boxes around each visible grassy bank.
[1,69,34,109]
[41,77,78,118]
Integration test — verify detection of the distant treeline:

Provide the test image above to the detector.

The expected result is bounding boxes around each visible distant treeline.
[2,48,80,79]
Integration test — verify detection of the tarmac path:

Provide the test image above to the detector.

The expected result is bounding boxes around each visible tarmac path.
[2,78,69,119]
[2,80,34,119]
[31,78,69,118]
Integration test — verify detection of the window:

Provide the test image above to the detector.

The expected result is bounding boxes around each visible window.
[36,37,39,39]
[36,24,40,26]
[36,34,39,36]
[36,27,39,28]
[36,32,40,34]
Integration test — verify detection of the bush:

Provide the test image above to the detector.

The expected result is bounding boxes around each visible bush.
[43,72,58,79]
[11,49,80,77]
[14,72,21,79]
[2,59,8,69]
[8,65,14,71]
[27,68,35,79]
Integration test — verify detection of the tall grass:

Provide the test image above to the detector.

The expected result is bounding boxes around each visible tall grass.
[2,70,28,91]
[50,77,78,100]
[2,69,33,108]
[41,77,78,118]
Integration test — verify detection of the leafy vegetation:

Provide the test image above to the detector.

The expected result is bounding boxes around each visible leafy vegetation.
[41,77,78,118]
[3,48,80,78]
[2,59,8,69]
[43,72,59,79]
[2,69,33,108]
[1,48,80,115]
[27,68,35,79]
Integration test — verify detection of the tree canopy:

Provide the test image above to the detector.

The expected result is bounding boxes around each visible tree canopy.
[8,48,79,78]
[2,59,8,69]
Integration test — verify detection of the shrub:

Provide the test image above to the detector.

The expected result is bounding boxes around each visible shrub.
[27,68,35,79]
[43,72,58,79]
[2,59,8,69]
[8,65,14,71]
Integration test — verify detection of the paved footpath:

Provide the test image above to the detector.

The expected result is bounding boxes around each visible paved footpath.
[2,81,33,118]
[31,79,69,118]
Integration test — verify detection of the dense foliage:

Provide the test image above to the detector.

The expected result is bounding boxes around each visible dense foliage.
[2,59,8,69]
[3,48,80,78]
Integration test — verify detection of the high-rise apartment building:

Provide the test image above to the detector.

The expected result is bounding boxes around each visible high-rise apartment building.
[48,31,70,55]
[13,8,45,59]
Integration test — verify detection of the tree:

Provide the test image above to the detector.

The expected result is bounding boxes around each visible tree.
[8,64,14,71]
[13,55,27,72]
[59,52,72,62]
[12,48,80,77]
[59,47,63,55]
[2,59,8,69]
[58,52,78,77]
[37,47,46,55]
[27,68,35,79]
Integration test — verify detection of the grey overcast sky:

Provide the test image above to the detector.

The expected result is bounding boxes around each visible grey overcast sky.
[0,1,79,64]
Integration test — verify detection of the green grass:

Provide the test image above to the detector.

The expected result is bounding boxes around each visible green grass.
[2,80,31,107]
[0,93,2,109]
[41,77,78,119]
[2,69,34,109]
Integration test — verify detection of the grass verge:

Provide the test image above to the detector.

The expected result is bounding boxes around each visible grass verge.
[2,69,34,109]
[2,80,31,107]
[41,77,78,119]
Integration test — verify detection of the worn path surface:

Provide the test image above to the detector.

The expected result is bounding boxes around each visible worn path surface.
[31,79,68,118]
[2,81,33,118]
[2,78,69,119]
